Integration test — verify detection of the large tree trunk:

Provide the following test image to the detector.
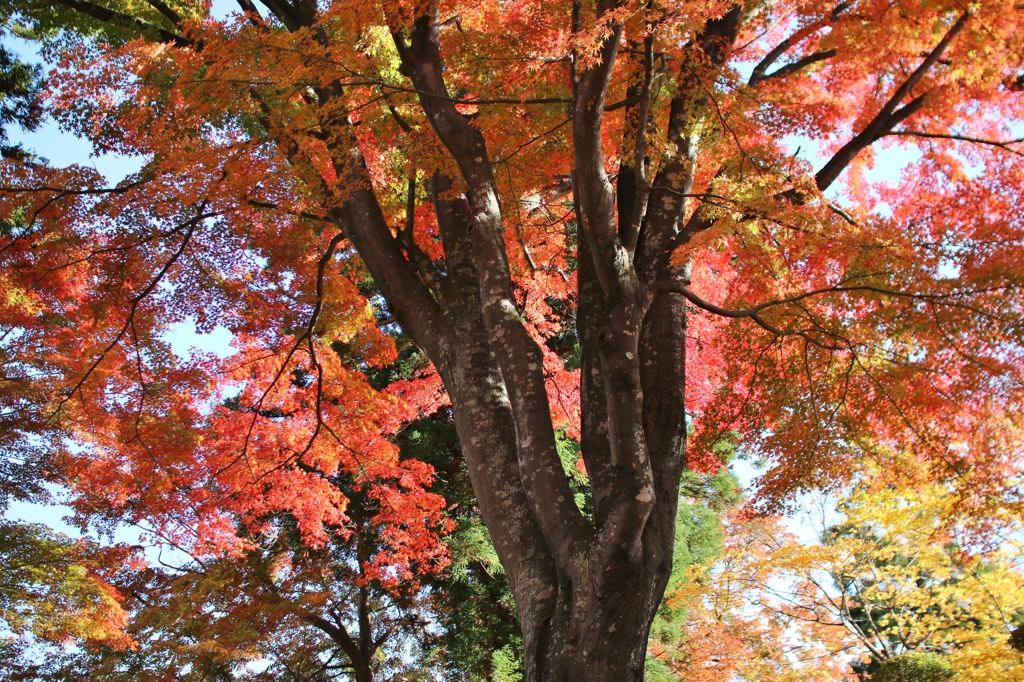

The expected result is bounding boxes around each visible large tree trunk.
[312,4,735,679]
[533,581,660,680]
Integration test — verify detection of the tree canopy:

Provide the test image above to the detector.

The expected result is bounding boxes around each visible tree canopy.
[661,478,1024,680]
[1,0,1023,678]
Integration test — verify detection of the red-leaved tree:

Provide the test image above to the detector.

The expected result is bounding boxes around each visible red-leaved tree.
[2,0,1023,678]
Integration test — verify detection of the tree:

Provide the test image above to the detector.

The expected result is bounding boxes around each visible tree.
[654,515,850,681]
[872,653,954,682]
[669,480,1024,681]
[0,32,41,161]
[40,520,443,682]
[1,0,1024,679]
[0,520,135,680]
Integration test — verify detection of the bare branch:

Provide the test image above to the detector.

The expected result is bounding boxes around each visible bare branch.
[749,2,850,86]
[887,129,1024,156]
[758,49,837,82]
[654,281,830,343]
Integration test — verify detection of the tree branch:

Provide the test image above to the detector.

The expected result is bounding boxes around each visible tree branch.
[886,129,1024,156]
[142,0,182,25]
[758,48,837,82]
[397,174,444,299]
[234,0,268,28]
[306,615,373,682]
[246,198,332,223]
[54,0,190,46]
[748,2,850,86]
[389,7,592,570]
[638,5,742,282]
[255,0,302,30]
[814,11,970,191]
[571,7,626,291]
[623,32,656,254]
[654,281,824,342]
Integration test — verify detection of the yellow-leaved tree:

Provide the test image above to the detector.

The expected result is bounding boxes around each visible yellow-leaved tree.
[661,479,1024,681]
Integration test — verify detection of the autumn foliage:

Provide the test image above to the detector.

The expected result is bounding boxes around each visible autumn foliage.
[658,479,1024,680]
[1,0,1024,677]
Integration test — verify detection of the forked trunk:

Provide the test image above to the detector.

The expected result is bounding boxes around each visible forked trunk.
[314,4,711,679]
[430,191,684,681]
